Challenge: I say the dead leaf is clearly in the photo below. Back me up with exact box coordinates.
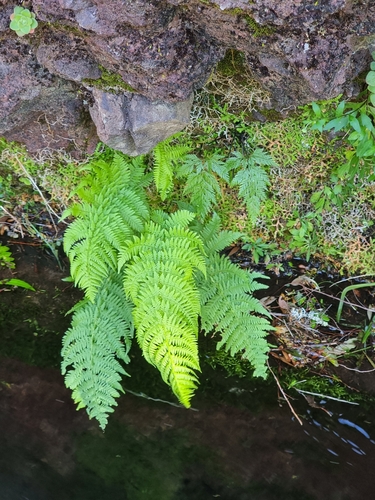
[290,276,319,289]
[278,295,290,313]
[260,296,277,308]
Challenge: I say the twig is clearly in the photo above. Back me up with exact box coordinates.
[267,361,303,425]
[124,388,199,411]
[14,156,60,234]
[294,388,359,405]
[338,364,375,373]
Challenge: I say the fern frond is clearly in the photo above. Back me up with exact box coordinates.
[122,211,206,407]
[231,165,269,223]
[184,170,221,220]
[194,213,243,255]
[153,136,190,201]
[226,149,276,224]
[250,148,278,167]
[63,154,150,301]
[61,274,134,430]
[198,253,271,378]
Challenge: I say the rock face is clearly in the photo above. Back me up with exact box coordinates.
[0,0,375,155]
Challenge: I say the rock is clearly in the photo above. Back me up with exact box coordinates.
[89,88,193,156]
[0,0,375,155]
[0,37,98,155]
[36,31,101,83]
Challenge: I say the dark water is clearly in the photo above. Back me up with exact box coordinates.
[1,240,375,500]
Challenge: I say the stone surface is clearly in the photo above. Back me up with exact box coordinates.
[89,89,193,155]
[0,37,98,154]
[0,0,375,154]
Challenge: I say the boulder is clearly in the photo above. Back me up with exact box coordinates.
[89,89,193,156]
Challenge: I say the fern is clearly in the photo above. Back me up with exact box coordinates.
[61,274,134,430]
[63,154,150,301]
[62,146,273,428]
[176,153,229,220]
[119,210,206,407]
[195,216,272,378]
[227,149,276,224]
[152,135,190,201]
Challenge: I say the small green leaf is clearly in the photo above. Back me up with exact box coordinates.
[336,100,346,117]
[366,71,375,86]
[323,116,349,133]
[311,102,321,118]
[3,278,35,291]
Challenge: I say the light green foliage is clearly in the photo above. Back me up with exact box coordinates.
[63,155,150,301]
[0,243,35,290]
[9,6,38,37]
[62,274,134,430]
[195,215,271,378]
[62,153,271,427]
[0,243,15,269]
[173,147,275,225]
[176,153,228,219]
[152,136,190,200]
[306,52,375,210]
[119,211,206,407]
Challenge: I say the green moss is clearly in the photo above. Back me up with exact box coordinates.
[216,49,247,77]
[83,65,138,93]
[244,15,275,37]
[258,108,283,121]
[225,8,276,37]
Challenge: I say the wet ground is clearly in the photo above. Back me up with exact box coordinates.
[1,239,375,499]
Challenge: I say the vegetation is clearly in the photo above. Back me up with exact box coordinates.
[2,49,375,427]
[9,6,38,37]
[61,152,271,428]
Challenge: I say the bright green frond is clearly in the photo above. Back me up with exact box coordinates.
[63,154,150,301]
[231,164,270,224]
[184,170,221,220]
[61,274,134,429]
[122,212,205,406]
[152,136,190,200]
[194,213,243,255]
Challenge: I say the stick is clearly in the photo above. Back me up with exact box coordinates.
[294,388,359,405]
[267,361,303,425]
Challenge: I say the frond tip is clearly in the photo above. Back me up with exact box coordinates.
[61,275,134,429]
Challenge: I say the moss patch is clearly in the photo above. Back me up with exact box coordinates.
[83,65,138,93]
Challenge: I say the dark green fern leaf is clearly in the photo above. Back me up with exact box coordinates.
[153,136,190,201]
[63,154,150,301]
[197,253,271,378]
[120,211,206,407]
[227,149,276,224]
[61,274,134,430]
[176,154,229,220]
